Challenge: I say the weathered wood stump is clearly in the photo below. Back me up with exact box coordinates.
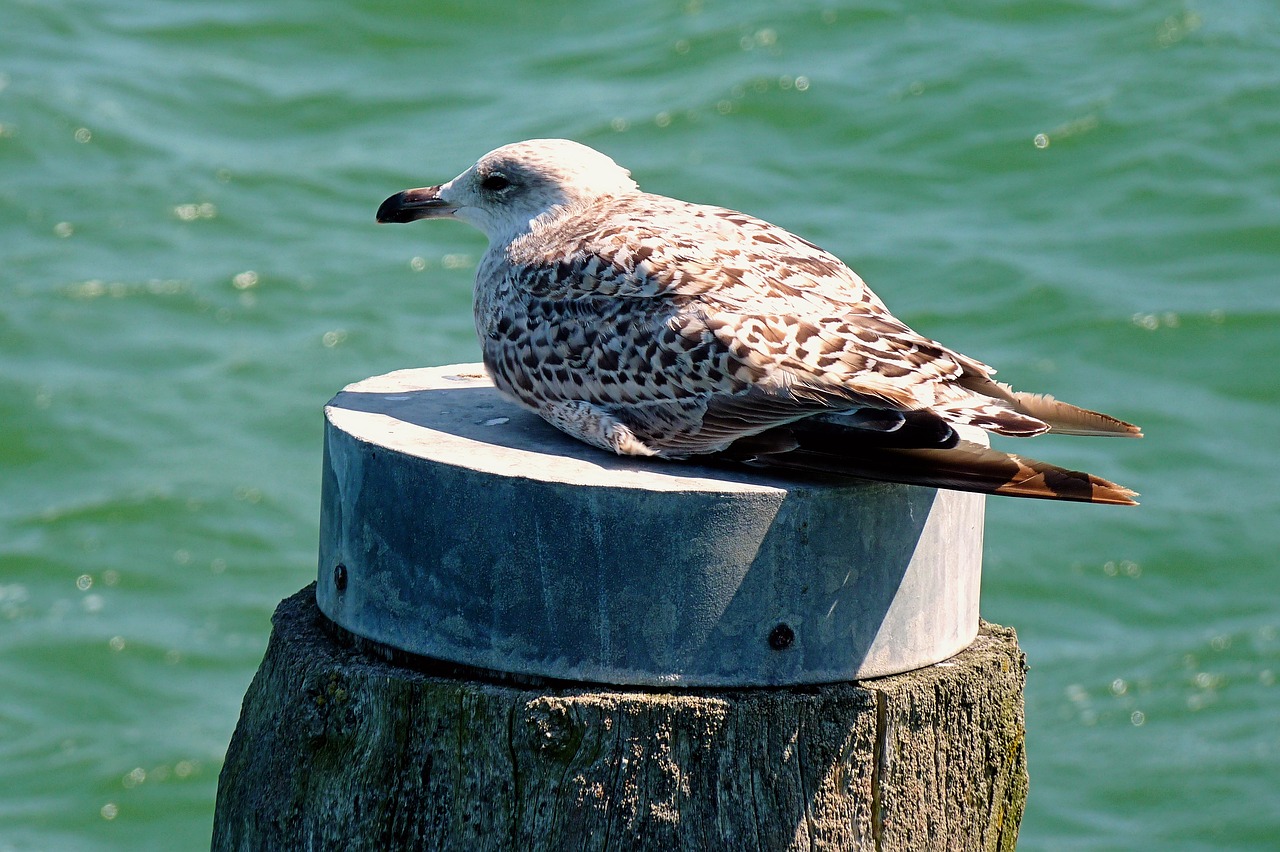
[212,587,1026,851]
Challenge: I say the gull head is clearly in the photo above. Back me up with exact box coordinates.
[376,139,639,244]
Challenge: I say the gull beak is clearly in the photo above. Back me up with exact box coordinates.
[376,185,458,223]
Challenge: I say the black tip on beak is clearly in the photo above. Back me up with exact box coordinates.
[376,186,457,223]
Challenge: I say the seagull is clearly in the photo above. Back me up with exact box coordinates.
[377,139,1142,504]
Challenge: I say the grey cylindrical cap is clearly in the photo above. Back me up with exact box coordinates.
[316,365,984,686]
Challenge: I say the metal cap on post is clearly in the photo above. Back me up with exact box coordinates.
[315,364,985,687]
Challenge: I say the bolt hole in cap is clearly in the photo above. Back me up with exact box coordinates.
[768,623,796,650]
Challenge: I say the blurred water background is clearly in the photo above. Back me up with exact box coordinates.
[3,0,1278,848]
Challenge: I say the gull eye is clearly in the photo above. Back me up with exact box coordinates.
[480,173,511,192]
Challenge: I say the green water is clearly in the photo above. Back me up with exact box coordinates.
[3,1,1278,848]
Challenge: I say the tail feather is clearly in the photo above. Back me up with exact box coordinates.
[1008,391,1144,438]
[719,423,1139,505]
[955,375,1143,438]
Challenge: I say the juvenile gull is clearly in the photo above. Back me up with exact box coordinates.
[377,139,1142,504]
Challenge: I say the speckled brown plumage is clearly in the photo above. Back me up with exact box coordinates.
[377,139,1142,504]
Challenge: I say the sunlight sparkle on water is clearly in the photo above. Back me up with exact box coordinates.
[232,271,259,290]
[174,202,217,221]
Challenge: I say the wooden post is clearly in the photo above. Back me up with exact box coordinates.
[212,366,1027,850]
[213,590,1026,850]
